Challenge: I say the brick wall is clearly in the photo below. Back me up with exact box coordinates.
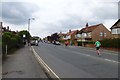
[91,24,111,41]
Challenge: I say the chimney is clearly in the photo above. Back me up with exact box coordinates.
[0,22,3,27]
[85,23,88,31]
[60,32,62,34]
[86,23,88,28]
[7,26,9,30]
[16,30,18,33]
[69,29,71,33]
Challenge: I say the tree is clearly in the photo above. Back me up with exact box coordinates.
[2,32,23,54]
[18,30,31,43]
[47,36,52,41]
[51,33,60,41]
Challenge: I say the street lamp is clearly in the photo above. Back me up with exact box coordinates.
[27,18,35,46]
[28,18,35,32]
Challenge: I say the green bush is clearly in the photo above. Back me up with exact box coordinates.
[77,41,95,46]
[84,41,94,44]
[59,39,65,43]
[77,41,82,46]
[2,32,24,54]
[100,38,120,48]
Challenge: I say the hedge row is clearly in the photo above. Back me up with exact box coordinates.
[100,38,120,48]
[77,38,120,48]
[77,41,94,46]
[2,32,24,54]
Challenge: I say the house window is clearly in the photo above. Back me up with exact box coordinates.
[112,29,118,34]
[82,33,87,37]
[67,35,71,39]
[104,33,107,37]
[117,28,120,34]
[76,34,81,38]
[100,32,103,36]
[88,33,91,37]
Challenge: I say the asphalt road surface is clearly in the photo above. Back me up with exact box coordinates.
[33,42,118,78]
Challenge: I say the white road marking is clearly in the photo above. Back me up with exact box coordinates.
[70,46,118,56]
[70,50,119,64]
[104,59,119,63]
[83,49,118,55]
[86,55,91,56]
[31,46,61,80]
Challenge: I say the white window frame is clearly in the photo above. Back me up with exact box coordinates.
[104,33,107,37]
[76,34,81,38]
[88,32,91,37]
[100,32,103,36]
[82,33,87,37]
[112,28,120,34]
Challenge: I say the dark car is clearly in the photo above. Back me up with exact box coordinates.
[30,40,38,46]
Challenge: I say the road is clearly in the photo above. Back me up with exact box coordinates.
[33,42,118,78]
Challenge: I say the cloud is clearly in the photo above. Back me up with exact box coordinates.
[0,0,119,38]
[92,2,118,20]
[1,2,39,25]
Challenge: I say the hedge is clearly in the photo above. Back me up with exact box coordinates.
[77,41,94,46]
[77,38,120,48]
[100,38,120,48]
[2,32,24,54]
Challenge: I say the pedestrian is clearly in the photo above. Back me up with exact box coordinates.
[53,40,56,48]
[65,41,69,47]
[95,40,101,56]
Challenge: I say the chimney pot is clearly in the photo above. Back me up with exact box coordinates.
[69,29,71,33]
[86,23,88,27]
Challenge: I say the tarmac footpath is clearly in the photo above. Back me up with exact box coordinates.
[2,45,49,80]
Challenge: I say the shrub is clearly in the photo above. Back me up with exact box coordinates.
[2,32,24,54]
[100,38,120,48]
[77,41,82,46]
[59,39,65,43]
[77,41,95,46]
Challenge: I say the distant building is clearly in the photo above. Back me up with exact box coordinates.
[58,32,66,41]
[76,23,111,42]
[110,19,120,38]
[0,22,18,35]
[65,30,78,45]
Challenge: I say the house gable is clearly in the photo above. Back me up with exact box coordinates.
[110,19,120,38]
[110,19,120,29]
[92,24,111,41]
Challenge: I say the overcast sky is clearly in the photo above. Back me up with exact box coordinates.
[0,0,119,38]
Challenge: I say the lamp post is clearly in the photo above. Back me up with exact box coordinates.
[28,18,35,32]
[27,18,35,46]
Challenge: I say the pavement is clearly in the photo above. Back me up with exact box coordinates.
[2,45,48,79]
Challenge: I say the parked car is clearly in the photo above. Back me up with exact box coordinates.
[30,40,38,46]
[55,41,61,45]
[47,41,51,44]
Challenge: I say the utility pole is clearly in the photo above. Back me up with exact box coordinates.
[5,44,7,55]
[27,18,35,46]
[28,19,30,32]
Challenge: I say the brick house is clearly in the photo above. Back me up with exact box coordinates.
[0,22,18,35]
[110,19,120,38]
[58,32,66,41]
[65,30,78,45]
[76,23,111,42]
